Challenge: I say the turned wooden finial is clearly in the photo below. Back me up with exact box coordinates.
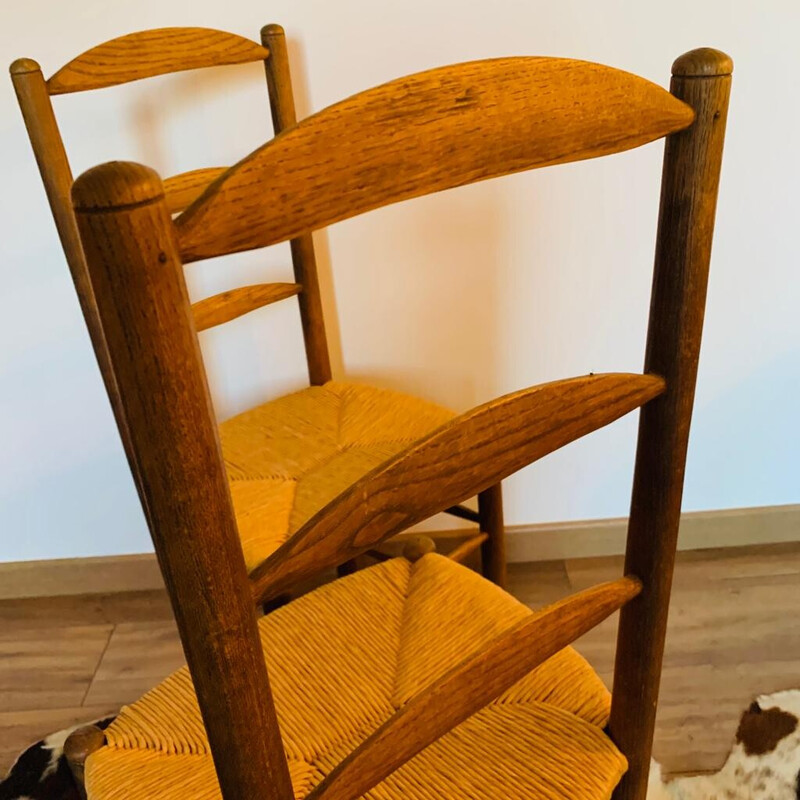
[64,725,106,798]
[672,48,733,78]
[402,535,436,563]
[261,23,286,39]
[10,58,42,76]
[72,160,164,212]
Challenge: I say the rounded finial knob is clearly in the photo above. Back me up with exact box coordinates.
[10,58,41,76]
[72,161,163,212]
[403,535,436,563]
[672,48,733,78]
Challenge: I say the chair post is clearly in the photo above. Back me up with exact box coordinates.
[478,483,506,587]
[9,60,140,488]
[63,725,106,799]
[72,162,294,800]
[261,24,332,386]
[609,49,732,800]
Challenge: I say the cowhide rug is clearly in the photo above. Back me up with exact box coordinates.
[648,690,800,800]
[0,718,114,800]
[1,692,798,800]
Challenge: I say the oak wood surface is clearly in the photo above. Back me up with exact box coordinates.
[309,576,641,800]
[261,24,332,385]
[8,60,145,515]
[610,48,732,800]
[478,483,506,587]
[63,725,105,798]
[447,533,488,563]
[71,162,293,800]
[46,28,269,95]
[250,373,665,603]
[163,167,227,214]
[176,56,694,262]
[191,282,302,332]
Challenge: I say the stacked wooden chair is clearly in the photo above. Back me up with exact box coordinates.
[13,26,732,800]
[11,26,505,587]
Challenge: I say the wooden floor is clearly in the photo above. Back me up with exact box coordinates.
[1,541,799,778]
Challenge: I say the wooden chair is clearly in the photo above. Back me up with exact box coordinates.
[10,25,505,587]
[59,45,729,800]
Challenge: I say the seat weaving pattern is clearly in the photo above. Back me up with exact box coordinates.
[219,382,455,570]
[85,556,627,800]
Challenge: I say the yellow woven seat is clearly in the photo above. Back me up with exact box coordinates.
[85,555,627,800]
[219,381,456,571]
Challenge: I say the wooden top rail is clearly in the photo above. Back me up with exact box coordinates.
[309,575,642,800]
[192,283,302,332]
[46,28,269,95]
[164,167,227,215]
[250,372,665,603]
[176,56,694,262]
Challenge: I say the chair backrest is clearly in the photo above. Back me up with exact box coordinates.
[10,26,333,493]
[67,46,731,800]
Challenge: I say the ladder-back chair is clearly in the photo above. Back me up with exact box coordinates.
[10,25,505,586]
[63,45,730,800]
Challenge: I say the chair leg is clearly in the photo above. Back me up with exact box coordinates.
[64,725,105,800]
[478,483,506,587]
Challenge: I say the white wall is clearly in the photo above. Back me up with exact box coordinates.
[1,0,798,561]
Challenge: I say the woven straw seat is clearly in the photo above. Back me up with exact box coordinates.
[219,382,455,571]
[85,555,626,800]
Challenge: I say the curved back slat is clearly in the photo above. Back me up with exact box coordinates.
[249,372,666,603]
[176,57,694,262]
[164,167,227,214]
[47,27,269,95]
[192,282,302,331]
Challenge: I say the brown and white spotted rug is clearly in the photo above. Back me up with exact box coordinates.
[1,693,798,800]
[648,691,800,800]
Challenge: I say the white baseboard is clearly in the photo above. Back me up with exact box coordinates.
[0,553,165,600]
[505,503,800,562]
[0,504,796,599]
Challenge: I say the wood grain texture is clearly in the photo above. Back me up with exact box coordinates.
[176,56,694,262]
[163,167,226,214]
[261,24,332,384]
[191,282,302,331]
[250,373,665,603]
[71,162,293,800]
[9,60,147,521]
[0,624,112,712]
[478,483,506,587]
[81,621,185,707]
[447,533,488,563]
[309,576,641,800]
[64,725,105,796]
[46,28,269,95]
[610,48,732,800]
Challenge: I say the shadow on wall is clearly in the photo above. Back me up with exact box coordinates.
[342,178,509,413]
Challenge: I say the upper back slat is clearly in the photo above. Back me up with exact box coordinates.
[46,27,269,95]
[176,56,694,262]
